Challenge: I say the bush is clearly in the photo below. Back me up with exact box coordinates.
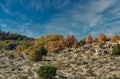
[80,37,86,45]
[111,44,120,56]
[39,46,47,55]
[34,34,63,46]
[72,41,79,48]
[45,41,63,53]
[111,35,120,43]
[28,45,47,61]
[4,42,17,50]
[16,45,28,54]
[38,65,57,79]
[98,34,107,43]
[28,46,43,61]
[65,35,78,48]
[87,35,93,44]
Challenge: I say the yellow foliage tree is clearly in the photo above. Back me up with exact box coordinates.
[34,34,63,46]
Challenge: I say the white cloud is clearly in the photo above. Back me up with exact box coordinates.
[0,0,120,39]
[70,0,118,27]
[43,0,120,39]
[0,3,10,13]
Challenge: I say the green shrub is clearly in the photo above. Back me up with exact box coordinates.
[28,45,47,61]
[28,46,42,61]
[80,37,86,45]
[39,46,47,56]
[16,44,29,56]
[38,65,57,79]
[111,44,120,56]
[4,42,17,50]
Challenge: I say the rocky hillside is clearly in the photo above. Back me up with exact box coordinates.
[0,42,120,79]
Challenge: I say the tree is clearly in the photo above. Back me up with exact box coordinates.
[28,46,43,61]
[34,34,63,46]
[45,41,63,53]
[87,35,93,44]
[98,34,107,43]
[65,35,78,48]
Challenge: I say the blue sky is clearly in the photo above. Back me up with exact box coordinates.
[0,0,120,40]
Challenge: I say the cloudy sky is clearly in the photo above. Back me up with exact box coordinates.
[0,0,120,40]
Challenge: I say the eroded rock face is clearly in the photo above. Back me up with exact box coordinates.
[0,42,120,79]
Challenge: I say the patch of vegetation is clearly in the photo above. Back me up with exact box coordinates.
[80,37,86,45]
[4,42,17,50]
[28,45,47,61]
[38,65,57,79]
[111,44,120,56]
[0,31,34,41]
[39,46,48,56]
[28,46,43,61]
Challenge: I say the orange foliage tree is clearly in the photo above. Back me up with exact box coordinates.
[65,35,78,48]
[98,34,107,43]
[45,41,63,53]
[87,35,93,44]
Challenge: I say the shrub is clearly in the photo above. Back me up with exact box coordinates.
[28,46,42,61]
[16,45,28,55]
[16,40,33,56]
[65,35,78,48]
[59,39,66,47]
[111,35,120,43]
[111,44,120,56]
[38,65,57,79]
[4,42,17,50]
[87,35,93,44]
[34,34,63,46]
[39,46,47,56]
[45,41,63,53]
[80,37,86,45]
[98,34,107,43]
[72,41,79,48]
[45,34,63,42]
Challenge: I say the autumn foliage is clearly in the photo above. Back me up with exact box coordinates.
[98,34,107,43]
[65,35,78,48]
[87,35,93,44]
[1,30,119,54]
[111,35,120,43]
[45,41,63,53]
[34,34,63,46]
[35,34,78,53]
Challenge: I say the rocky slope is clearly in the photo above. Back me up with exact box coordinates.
[0,42,120,79]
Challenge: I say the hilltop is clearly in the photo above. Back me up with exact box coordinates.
[0,31,120,79]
